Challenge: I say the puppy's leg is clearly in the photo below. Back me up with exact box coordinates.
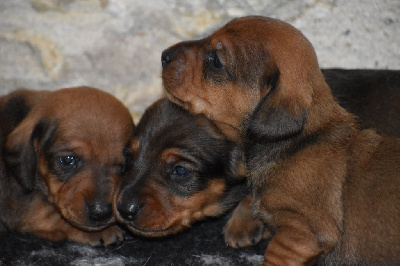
[262,214,322,266]
[19,195,124,246]
[223,194,272,248]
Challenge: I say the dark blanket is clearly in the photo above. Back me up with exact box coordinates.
[0,215,268,266]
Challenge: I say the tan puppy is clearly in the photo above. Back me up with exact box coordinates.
[161,16,400,265]
[0,87,134,246]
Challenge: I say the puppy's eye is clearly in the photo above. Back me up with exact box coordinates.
[207,52,223,69]
[172,165,189,177]
[58,156,77,166]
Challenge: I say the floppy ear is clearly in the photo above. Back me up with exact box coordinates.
[5,118,56,192]
[248,75,306,142]
[0,92,32,138]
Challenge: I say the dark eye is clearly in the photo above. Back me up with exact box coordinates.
[172,165,188,177]
[58,156,77,166]
[207,52,223,69]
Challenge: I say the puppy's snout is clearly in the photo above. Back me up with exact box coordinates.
[88,202,113,222]
[117,200,142,222]
[161,48,176,69]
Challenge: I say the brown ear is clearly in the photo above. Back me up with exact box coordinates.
[0,92,32,138]
[247,84,306,142]
[5,118,56,192]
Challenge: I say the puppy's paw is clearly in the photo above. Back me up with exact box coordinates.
[72,225,125,247]
[224,212,266,248]
[98,225,126,246]
[91,225,126,247]
[223,194,271,248]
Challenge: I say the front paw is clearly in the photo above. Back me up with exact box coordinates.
[223,194,271,248]
[224,212,266,248]
[73,225,126,247]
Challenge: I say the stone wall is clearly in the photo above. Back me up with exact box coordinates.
[1,0,399,118]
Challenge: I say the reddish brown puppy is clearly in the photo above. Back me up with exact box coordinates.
[162,16,400,265]
[0,87,134,246]
[226,68,400,248]
[113,98,248,237]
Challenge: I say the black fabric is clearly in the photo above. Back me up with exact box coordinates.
[0,215,268,266]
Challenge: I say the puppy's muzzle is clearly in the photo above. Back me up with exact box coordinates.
[161,48,176,69]
[116,197,142,222]
[88,201,113,222]
[162,40,204,69]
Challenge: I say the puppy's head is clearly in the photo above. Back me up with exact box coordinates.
[114,99,246,237]
[162,16,338,141]
[4,87,134,230]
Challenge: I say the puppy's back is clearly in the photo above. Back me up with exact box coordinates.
[324,130,400,265]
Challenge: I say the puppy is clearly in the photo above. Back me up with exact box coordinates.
[113,98,248,237]
[161,16,400,265]
[226,68,400,248]
[0,87,134,246]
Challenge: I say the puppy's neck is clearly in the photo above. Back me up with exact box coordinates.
[215,121,243,144]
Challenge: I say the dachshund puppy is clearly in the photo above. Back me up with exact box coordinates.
[114,98,248,237]
[161,16,400,265]
[0,87,134,246]
[226,68,400,248]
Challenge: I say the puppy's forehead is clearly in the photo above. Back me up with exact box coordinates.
[211,17,266,45]
[211,16,319,81]
[43,87,133,152]
[211,16,311,52]
[45,87,132,127]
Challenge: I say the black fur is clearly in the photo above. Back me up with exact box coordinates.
[117,98,246,222]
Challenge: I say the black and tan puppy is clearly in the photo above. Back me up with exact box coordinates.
[161,16,400,265]
[114,98,248,237]
[0,87,134,246]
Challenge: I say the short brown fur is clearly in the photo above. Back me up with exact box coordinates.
[162,16,400,265]
[0,87,134,246]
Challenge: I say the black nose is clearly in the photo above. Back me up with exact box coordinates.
[117,201,142,221]
[88,202,113,222]
[161,48,175,69]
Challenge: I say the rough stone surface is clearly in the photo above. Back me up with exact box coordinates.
[1,0,399,117]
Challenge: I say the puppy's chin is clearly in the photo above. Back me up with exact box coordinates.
[124,222,187,238]
[116,210,197,237]
[165,89,241,141]
[61,205,116,231]
[119,201,225,238]
[164,87,193,112]
[67,218,115,232]
[124,205,224,237]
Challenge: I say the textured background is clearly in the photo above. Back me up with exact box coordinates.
[0,0,399,119]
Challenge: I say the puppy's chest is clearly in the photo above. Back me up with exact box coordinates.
[245,141,291,188]
[246,151,307,227]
